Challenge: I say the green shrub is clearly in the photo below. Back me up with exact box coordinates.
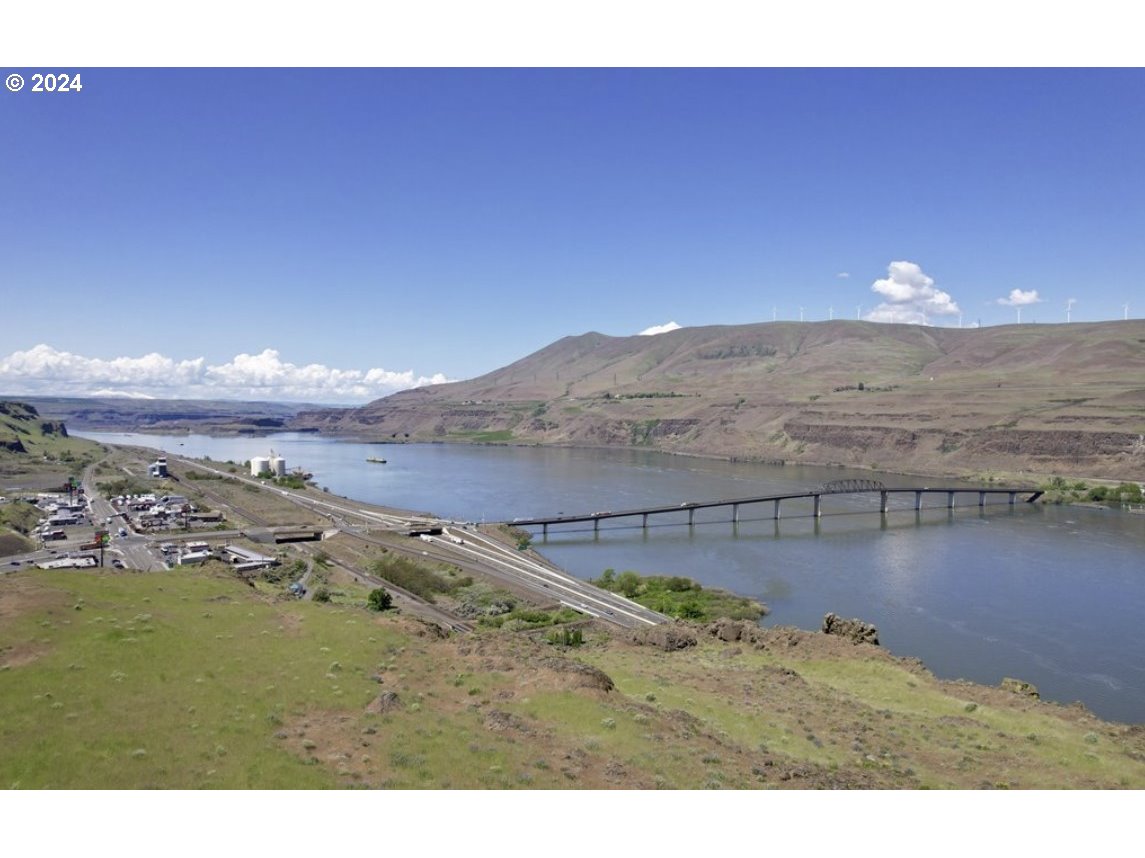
[367,588,393,611]
[591,571,765,622]
[369,555,465,603]
[546,627,584,647]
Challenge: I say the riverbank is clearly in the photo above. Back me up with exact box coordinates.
[67,432,1145,722]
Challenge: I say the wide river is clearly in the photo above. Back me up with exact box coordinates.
[82,431,1145,723]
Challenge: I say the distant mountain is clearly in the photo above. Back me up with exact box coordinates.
[291,320,1145,480]
[12,396,317,435]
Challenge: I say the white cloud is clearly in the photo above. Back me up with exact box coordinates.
[997,288,1042,306]
[836,272,850,279]
[88,389,156,399]
[0,345,452,404]
[865,261,960,325]
[637,321,682,336]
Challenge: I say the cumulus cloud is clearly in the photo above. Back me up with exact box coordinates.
[638,321,682,336]
[997,288,1042,306]
[0,345,452,404]
[837,272,850,279]
[865,261,960,325]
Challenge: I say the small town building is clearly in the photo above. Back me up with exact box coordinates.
[221,545,278,572]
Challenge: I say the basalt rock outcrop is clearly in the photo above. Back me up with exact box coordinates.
[821,612,880,646]
[629,623,698,652]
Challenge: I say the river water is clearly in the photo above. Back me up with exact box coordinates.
[81,431,1145,723]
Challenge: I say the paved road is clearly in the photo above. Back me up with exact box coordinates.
[3,454,669,631]
[172,456,667,629]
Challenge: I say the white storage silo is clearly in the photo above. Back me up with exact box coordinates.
[270,455,287,477]
[250,456,271,477]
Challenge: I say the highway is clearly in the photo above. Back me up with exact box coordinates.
[3,454,668,630]
[170,457,667,630]
[4,455,669,630]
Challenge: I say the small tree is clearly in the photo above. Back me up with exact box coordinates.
[547,627,584,647]
[677,600,704,620]
[367,587,393,612]
[312,587,331,603]
[665,575,697,592]
[1115,482,1143,504]
[616,571,642,598]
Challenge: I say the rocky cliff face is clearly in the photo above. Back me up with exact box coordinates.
[0,401,68,453]
[290,320,1145,480]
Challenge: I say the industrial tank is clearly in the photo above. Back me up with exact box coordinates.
[270,455,287,476]
[250,456,270,477]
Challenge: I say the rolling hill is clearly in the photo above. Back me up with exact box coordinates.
[292,320,1145,480]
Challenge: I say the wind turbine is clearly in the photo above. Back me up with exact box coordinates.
[772,306,777,322]
[1125,303,1130,321]
[1015,306,1022,324]
[799,307,804,323]
[1066,298,1076,323]
[856,305,862,320]
[828,306,834,321]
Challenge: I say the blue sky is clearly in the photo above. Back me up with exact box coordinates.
[2,67,1143,402]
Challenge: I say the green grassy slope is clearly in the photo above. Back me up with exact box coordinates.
[4,566,1144,790]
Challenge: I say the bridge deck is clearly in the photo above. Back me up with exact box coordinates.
[508,487,1043,529]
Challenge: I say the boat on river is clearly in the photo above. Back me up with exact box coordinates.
[366,457,387,464]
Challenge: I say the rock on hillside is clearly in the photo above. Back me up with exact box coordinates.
[291,320,1145,480]
[0,401,69,453]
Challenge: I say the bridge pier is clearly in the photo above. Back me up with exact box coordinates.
[516,485,1035,538]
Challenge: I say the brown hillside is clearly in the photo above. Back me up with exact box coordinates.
[291,320,1145,480]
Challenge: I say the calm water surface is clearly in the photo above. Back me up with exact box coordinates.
[82,431,1145,723]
